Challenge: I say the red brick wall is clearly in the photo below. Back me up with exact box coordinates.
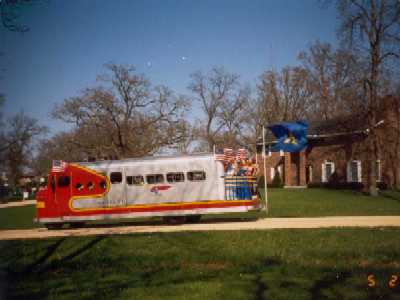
[256,152,284,184]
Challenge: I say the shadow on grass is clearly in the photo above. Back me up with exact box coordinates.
[310,270,352,300]
[380,191,400,203]
[23,237,66,273]
[6,236,105,299]
[4,251,400,300]
[68,216,260,230]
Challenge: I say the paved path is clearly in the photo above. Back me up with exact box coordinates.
[0,200,35,208]
[1,216,400,240]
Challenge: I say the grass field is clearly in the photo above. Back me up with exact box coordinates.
[0,228,399,299]
[264,188,400,217]
[0,188,400,230]
[0,205,42,229]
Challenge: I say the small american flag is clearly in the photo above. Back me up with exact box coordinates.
[236,148,247,160]
[52,160,68,172]
[214,148,226,162]
[224,148,235,162]
[215,148,245,164]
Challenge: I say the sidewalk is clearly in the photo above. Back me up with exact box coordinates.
[0,200,36,209]
[0,216,399,240]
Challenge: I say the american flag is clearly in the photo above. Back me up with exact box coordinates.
[214,148,226,162]
[215,148,247,163]
[52,160,68,172]
[236,148,247,160]
[224,148,235,162]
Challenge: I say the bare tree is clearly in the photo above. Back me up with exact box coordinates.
[257,66,313,124]
[0,0,38,32]
[52,63,190,159]
[337,0,400,195]
[188,66,250,151]
[32,131,93,176]
[298,40,364,120]
[0,111,47,185]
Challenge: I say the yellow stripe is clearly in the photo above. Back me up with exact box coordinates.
[68,163,111,212]
[36,201,45,208]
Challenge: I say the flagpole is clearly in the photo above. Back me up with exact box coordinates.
[262,126,268,214]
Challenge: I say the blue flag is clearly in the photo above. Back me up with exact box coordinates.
[268,120,309,152]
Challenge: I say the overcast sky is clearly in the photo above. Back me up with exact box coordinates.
[0,0,339,134]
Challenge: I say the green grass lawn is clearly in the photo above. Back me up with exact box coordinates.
[263,188,400,217]
[0,189,399,230]
[0,205,42,229]
[1,229,399,299]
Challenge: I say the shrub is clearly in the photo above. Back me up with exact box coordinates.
[377,182,388,190]
[271,172,283,188]
[327,171,341,189]
[256,174,283,188]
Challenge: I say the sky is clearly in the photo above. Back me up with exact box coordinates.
[0,0,339,134]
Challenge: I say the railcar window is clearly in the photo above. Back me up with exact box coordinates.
[87,182,94,191]
[167,172,185,183]
[126,175,144,185]
[50,176,55,192]
[57,176,70,187]
[75,183,83,191]
[187,171,206,181]
[110,172,122,184]
[146,174,164,184]
[99,180,107,190]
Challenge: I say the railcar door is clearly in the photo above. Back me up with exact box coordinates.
[106,169,127,207]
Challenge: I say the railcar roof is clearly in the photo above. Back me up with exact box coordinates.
[77,152,216,168]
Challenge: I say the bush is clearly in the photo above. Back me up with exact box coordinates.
[377,182,388,190]
[271,172,283,188]
[308,181,364,190]
[257,174,284,188]
[327,171,341,189]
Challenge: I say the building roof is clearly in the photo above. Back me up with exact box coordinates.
[307,114,368,138]
[258,113,372,146]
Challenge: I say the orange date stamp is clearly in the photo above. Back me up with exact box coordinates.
[367,274,400,288]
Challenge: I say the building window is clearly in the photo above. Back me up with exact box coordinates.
[322,161,335,183]
[187,171,206,181]
[167,172,185,183]
[127,175,144,185]
[146,174,164,184]
[110,172,123,184]
[347,160,361,183]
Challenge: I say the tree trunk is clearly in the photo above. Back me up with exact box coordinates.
[396,166,400,190]
[366,135,378,196]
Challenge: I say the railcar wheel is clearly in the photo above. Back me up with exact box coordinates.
[163,216,187,225]
[69,222,85,228]
[186,215,201,223]
[45,223,63,230]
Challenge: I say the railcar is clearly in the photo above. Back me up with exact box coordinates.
[35,153,261,228]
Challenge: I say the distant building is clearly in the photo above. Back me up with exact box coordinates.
[257,96,400,189]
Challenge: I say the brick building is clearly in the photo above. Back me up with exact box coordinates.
[256,96,400,189]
